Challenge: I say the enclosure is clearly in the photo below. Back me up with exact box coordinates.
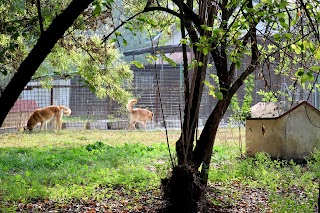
[2,62,318,133]
[0,63,230,132]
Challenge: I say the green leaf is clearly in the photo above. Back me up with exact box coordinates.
[309,42,316,53]
[283,33,292,40]
[310,66,320,71]
[316,12,320,21]
[279,17,288,28]
[315,47,320,60]
[109,38,117,43]
[273,33,281,41]
[160,53,176,66]
[298,70,314,83]
[200,25,213,31]
[294,68,304,77]
[122,38,127,46]
[306,3,313,9]
[145,54,158,62]
[130,61,144,69]
[291,44,301,54]
[306,71,314,82]
[148,19,157,27]
[275,12,286,18]
[236,60,241,69]
[301,73,309,83]
[203,47,209,55]
[216,92,223,100]
[278,1,288,9]
[92,2,101,16]
[6,26,16,32]
[180,38,188,45]
[137,16,147,22]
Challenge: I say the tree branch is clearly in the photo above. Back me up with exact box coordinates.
[36,0,44,33]
[71,35,97,62]
[101,7,180,44]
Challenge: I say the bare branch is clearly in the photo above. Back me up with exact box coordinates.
[101,7,180,44]
[36,0,44,33]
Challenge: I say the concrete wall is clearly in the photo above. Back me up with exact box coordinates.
[246,118,286,158]
[284,105,320,159]
[246,103,320,161]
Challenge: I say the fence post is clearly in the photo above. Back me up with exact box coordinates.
[50,87,53,105]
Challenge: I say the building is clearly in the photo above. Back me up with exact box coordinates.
[246,101,320,162]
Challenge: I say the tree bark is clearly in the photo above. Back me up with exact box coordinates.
[0,0,94,127]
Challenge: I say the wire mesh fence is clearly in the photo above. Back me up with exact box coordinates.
[0,64,217,132]
[2,62,317,133]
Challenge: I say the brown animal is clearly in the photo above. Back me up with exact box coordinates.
[126,99,153,130]
[25,105,71,131]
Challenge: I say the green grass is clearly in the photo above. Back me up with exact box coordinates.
[0,130,177,204]
[0,143,169,201]
[0,129,319,212]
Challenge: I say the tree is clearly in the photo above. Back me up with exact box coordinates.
[1,0,320,212]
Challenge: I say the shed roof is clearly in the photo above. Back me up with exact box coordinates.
[250,102,284,118]
[248,101,320,120]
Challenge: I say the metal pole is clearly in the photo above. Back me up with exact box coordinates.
[50,87,53,105]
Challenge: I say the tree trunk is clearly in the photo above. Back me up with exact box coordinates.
[0,0,94,127]
[162,165,202,213]
[176,53,208,165]
[163,98,231,212]
[194,97,231,184]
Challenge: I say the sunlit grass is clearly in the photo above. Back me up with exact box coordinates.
[0,129,181,148]
[0,127,244,148]
[0,138,172,203]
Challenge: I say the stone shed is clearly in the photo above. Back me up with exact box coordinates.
[246,101,320,161]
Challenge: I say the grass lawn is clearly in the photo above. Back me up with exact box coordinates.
[0,128,319,212]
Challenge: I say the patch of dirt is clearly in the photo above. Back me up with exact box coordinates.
[6,187,165,213]
[1,182,312,212]
[204,181,272,213]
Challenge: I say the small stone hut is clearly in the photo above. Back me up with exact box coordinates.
[246,101,320,161]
